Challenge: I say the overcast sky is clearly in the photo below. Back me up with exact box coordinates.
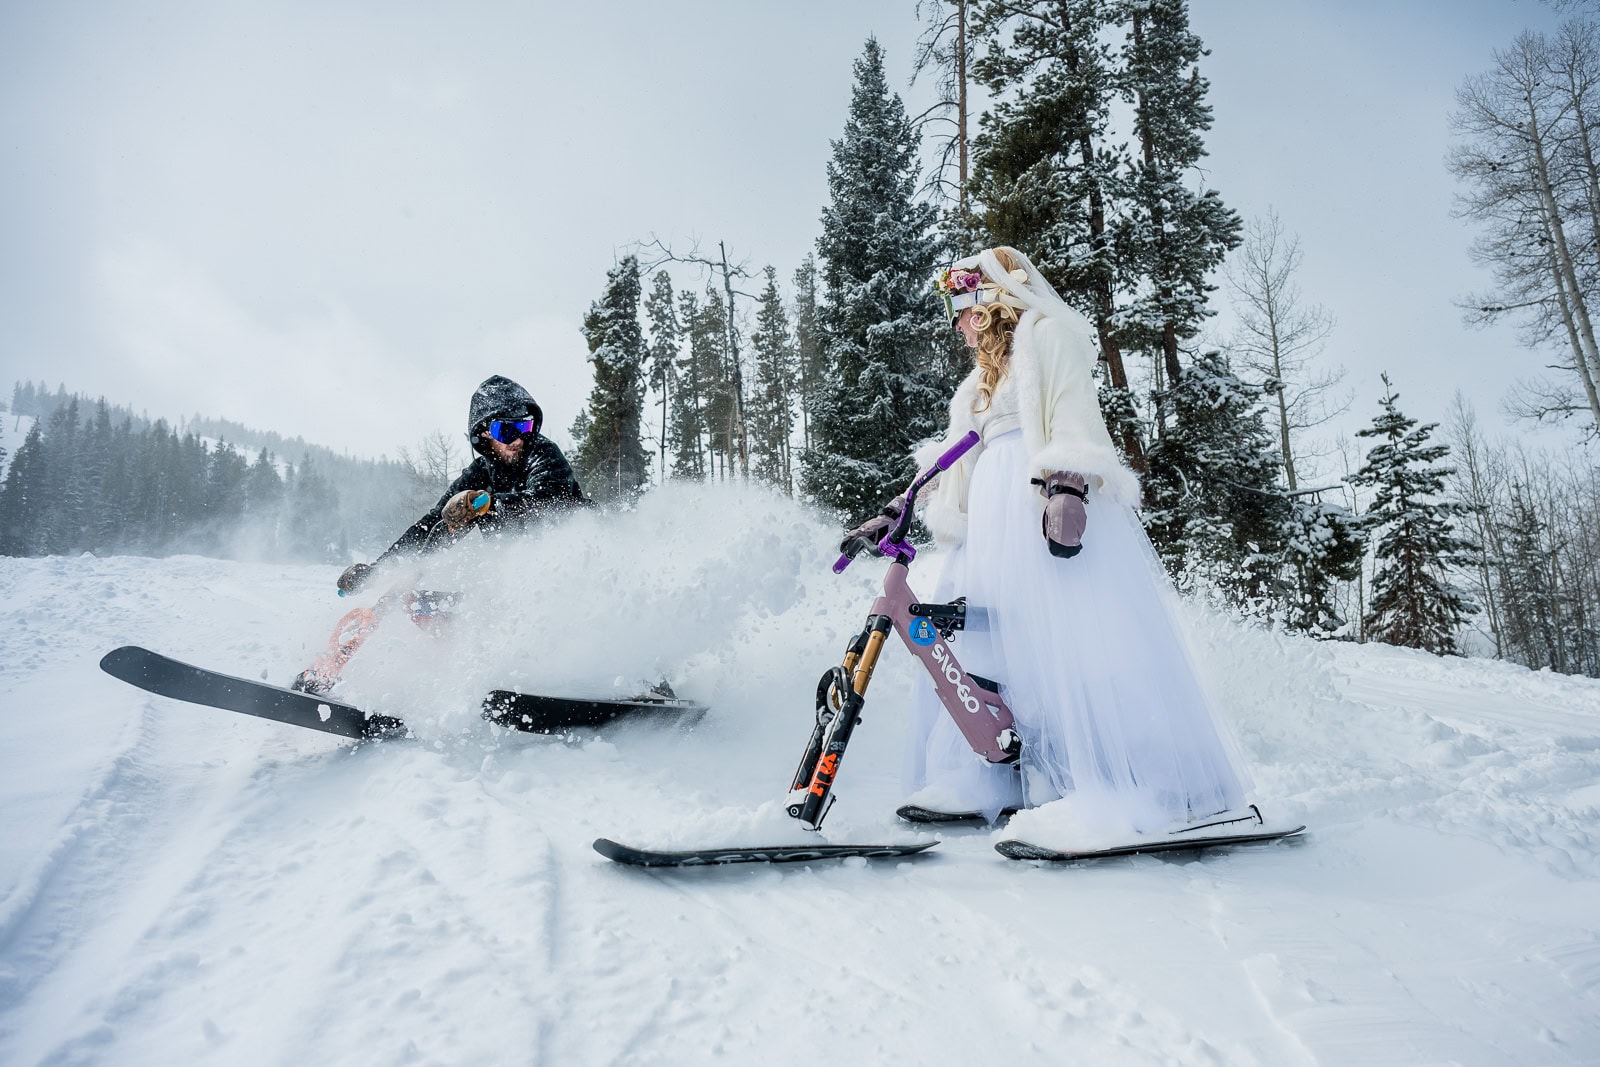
[0,0,1577,466]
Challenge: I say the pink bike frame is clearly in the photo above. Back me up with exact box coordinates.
[787,431,1018,830]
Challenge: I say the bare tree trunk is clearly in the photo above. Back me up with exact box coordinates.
[1537,199,1600,421]
[659,373,669,484]
[1448,398,1505,658]
[719,241,749,478]
[1275,389,1297,492]
[1553,22,1600,393]
[957,0,968,204]
[1527,96,1600,406]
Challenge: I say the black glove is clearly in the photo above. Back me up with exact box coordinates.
[1035,472,1088,559]
[840,493,908,555]
[337,562,374,595]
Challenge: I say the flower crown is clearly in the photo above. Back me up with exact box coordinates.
[934,266,984,323]
[932,263,1026,323]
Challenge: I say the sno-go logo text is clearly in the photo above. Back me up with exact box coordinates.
[929,643,981,715]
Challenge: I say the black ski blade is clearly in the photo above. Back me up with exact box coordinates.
[592,837,938,868]
[894,803,1021,826]
[482,690,706,733]
[99,645,407,741]
[895,804,987,825]
[995,824,1306,862]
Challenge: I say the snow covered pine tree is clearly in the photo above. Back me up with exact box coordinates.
[1353,375,1477,653]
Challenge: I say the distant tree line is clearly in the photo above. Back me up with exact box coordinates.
[1450,398,1600,674]
[0,384,426,562]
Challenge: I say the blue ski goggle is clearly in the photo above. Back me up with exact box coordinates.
[485,419,537,443]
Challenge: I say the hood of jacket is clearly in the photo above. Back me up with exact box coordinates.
[467,375,544,438]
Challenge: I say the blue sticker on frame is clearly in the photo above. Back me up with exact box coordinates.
[909,618,938,646]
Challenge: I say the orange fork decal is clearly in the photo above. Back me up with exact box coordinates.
[806,752,840,797]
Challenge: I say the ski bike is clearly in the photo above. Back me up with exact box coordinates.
[594,430,1014,866]
[786,429,1019,829]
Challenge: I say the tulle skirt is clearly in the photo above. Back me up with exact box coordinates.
[903,430,1251,829]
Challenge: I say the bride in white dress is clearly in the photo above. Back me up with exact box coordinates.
[848,246,1254,840]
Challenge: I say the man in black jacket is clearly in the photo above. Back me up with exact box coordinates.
[338,375,586,594]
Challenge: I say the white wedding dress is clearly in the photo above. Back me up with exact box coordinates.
[902,374,1252,832]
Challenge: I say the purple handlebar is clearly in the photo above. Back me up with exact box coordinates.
[832,431,981,574]
[933,430,981,472]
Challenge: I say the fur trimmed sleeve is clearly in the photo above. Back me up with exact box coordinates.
[911,371,982,545]
[1022,316,1141,507]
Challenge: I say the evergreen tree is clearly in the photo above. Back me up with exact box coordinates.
[643,270,680,484]
[967,0,1144,467]
[96,419,135,552]
[1494,480,1568,669]
[1144,350,1289,605]
[791,256,825,452]
[748,266,796,490]
[1115,0,1240,396]
[572,256,650,502]
[693,285,735,479]
[1352,376,1477,653]
[669,289,708,479]
[205,440,250,551]
[244,448,283,516]
[42,398,82,554]
[81,400,115,552]
[803,38,949,520]
[286,455,340,562]
[1282,495,1366,635]
[0,422,44,555]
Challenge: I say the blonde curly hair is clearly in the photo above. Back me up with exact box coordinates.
[969,248,1024,414]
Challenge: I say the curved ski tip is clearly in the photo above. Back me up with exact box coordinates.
[99,645,141,670]
[592,838,632,862]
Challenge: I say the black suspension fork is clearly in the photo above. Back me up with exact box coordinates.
[786,612,894,830]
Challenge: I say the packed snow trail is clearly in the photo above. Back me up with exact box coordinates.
[1,482,1597,1065]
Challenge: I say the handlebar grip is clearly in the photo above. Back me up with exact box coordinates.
[834,535,879,573]
[933,430,981,472]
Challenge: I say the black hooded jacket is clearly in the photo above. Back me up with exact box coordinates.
[375,376,585,562]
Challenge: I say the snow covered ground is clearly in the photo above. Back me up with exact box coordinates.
[2,482,1597,1066]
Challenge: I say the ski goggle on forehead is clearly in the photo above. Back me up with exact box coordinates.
[943,286,1005,325]
[484,419,537,443]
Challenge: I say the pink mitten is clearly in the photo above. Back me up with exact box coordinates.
[1037,472,1087,559]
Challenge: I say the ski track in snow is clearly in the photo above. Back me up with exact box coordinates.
[2,491,1599,1066]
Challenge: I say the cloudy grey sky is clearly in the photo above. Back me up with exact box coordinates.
[0,0,1575,463]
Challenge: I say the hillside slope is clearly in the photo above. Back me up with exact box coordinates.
[1,483,1596,1066]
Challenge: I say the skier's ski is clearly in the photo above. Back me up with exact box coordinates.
[102,646,708,742]
[100,645,408,741]
[995,807,1305,862]
[592,837,938,868]
[894,803,1018,826]
[482,689,706,734]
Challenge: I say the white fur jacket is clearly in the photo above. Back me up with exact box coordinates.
[912,308,1141,546]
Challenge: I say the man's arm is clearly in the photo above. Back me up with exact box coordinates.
[376,462,491,564]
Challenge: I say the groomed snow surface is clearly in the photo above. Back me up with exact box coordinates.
[1,482,1597,1066]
